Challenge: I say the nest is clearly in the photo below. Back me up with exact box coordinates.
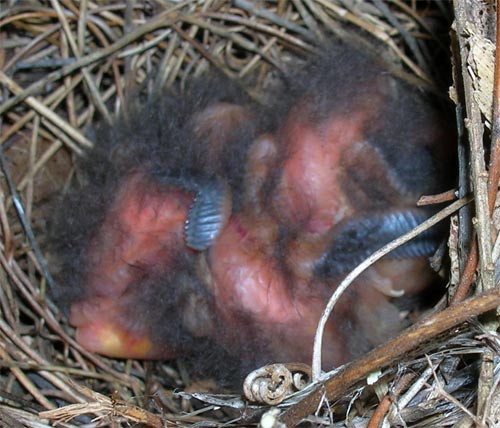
[1,1,499,427]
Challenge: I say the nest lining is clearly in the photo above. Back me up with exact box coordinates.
[0,1,499,427]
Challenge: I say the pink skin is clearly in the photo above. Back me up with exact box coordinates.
[207,107,399,365]
[70,172,194,358]
[207,212,429,367]
[273,107,373,234]
[193,103,256,165]
[208,212,350,365]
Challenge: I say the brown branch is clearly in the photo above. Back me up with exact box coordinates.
[417,189,457,206]
[366,373,415,428]
[487,0,500,215]
[280,287,500,427]
[450,238,479,305]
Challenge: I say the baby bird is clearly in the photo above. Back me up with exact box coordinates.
[51,44,452,382]
[52,78,262,361]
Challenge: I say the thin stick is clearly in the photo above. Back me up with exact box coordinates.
[367,372,415,428]
[312,196,472,381]
[0,72,92,151]
[0,148,57,295]
[0,11,179,116]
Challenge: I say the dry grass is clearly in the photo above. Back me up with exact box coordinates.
[0,1,499,427]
